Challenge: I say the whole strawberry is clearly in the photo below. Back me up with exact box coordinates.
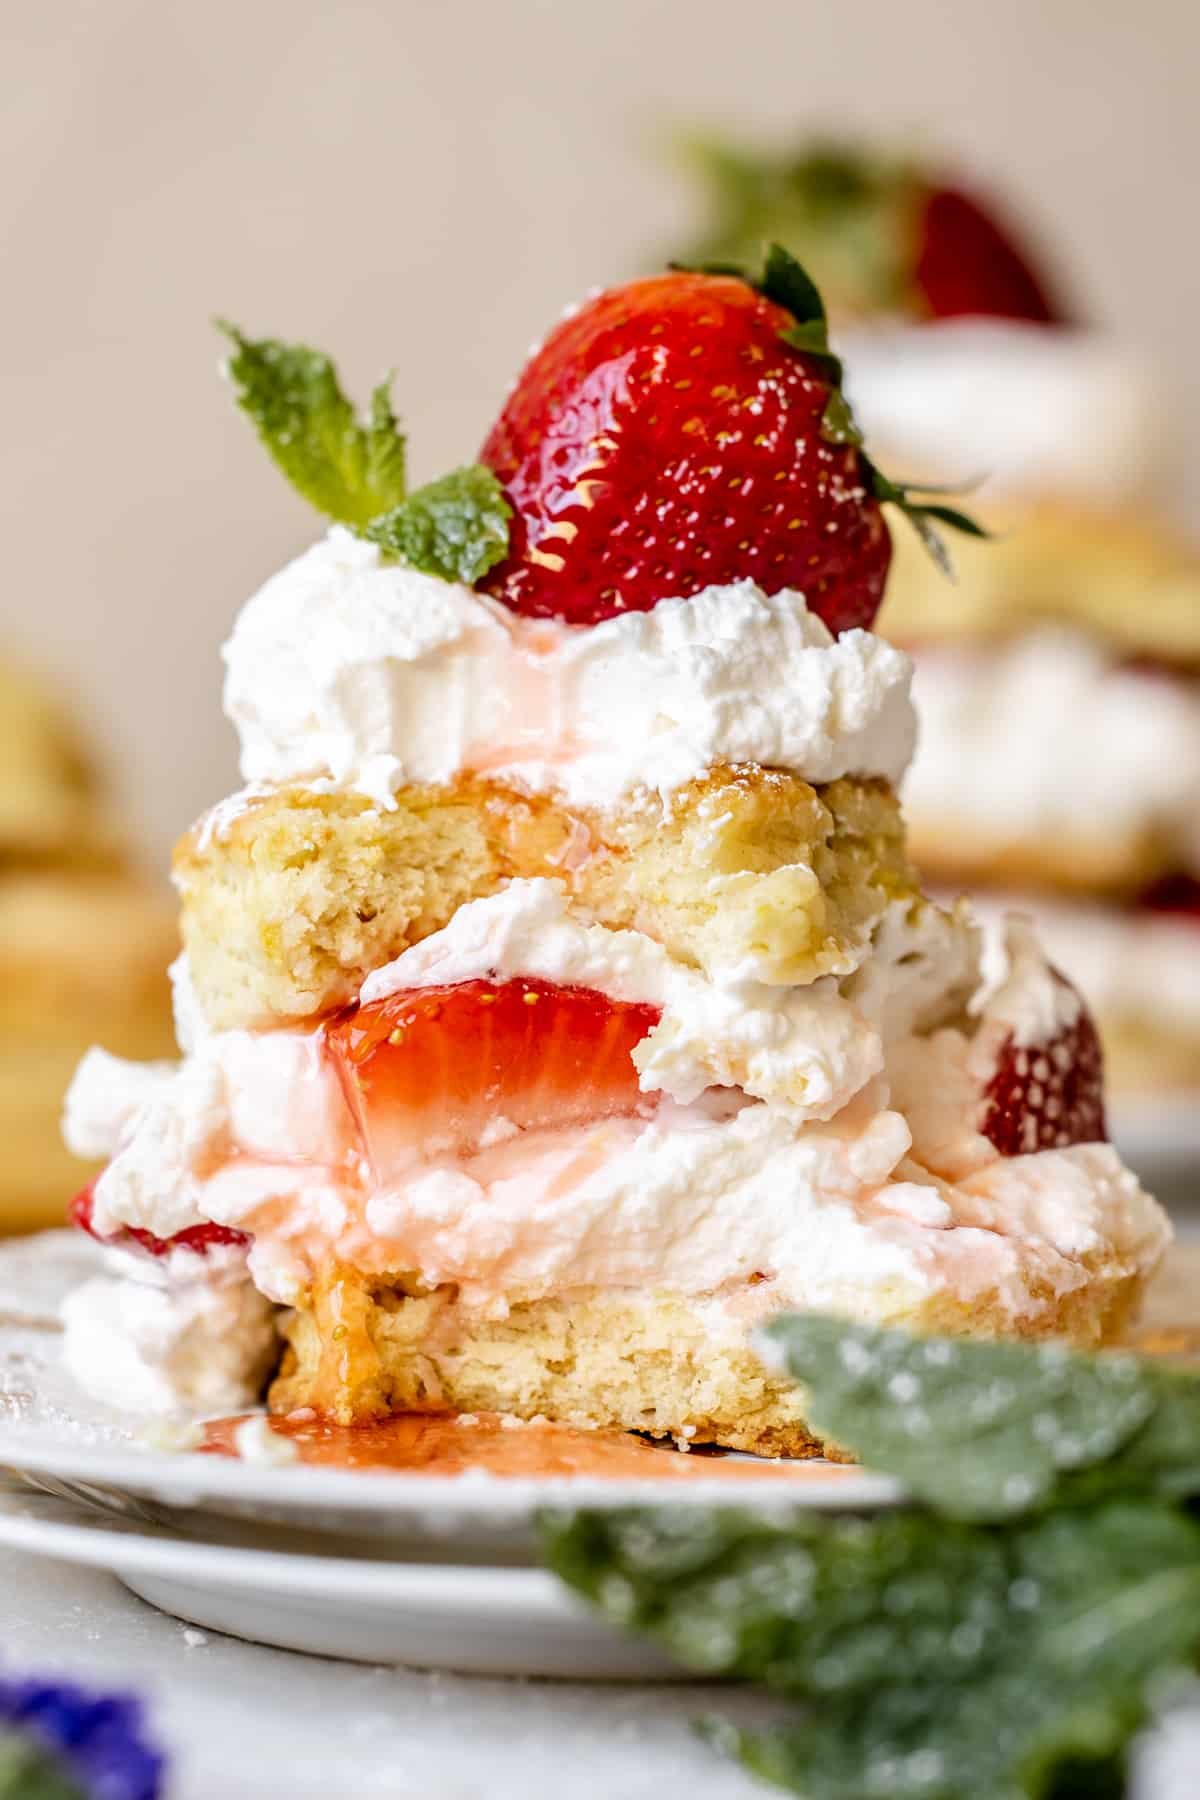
[480,248,978,630]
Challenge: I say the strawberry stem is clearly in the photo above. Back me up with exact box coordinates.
[673,242,989,574]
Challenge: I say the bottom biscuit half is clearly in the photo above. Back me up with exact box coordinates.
[270,1265,1150,1456]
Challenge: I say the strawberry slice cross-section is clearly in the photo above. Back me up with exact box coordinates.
[325,977,662,1183]
[978,976,1107,1158]
[69,1180,250,1258]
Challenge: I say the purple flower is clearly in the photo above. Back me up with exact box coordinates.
[0,1675,165,1800]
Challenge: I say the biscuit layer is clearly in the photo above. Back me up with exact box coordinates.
[175,768,914,1030]
[881,500,1200,667]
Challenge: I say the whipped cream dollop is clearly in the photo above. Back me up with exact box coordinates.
[841,319,1169,505]
[64,892,1166,1325]
[904,631,1200,870]
[223,529,916,810]
[60,1243,278,1416]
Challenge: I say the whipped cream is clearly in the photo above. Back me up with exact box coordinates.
[841,319,1169,505]
[966,892,1200,1040]
[60,1244,278,1415]
[65,1036,362,1247]
[904,632,1200,869]
[223,530,916,810]
[65,893,1167,1323]
[973,913,1082,1047]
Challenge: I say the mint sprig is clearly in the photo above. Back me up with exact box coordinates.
[218,323,407,527]
[762,1314,1166,1521]
[218,323,510,585]
[547,1501,1200,1800]
[675,243,989,574]
[542,1314,1200,1799]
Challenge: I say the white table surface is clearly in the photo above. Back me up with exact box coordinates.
[3,1544,783,1799]
[7,1544,1200,1799]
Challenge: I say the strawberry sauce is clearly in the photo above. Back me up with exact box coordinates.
[198,1411,854,1483]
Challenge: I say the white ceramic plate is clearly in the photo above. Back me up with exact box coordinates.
[0,1234,900,1558]
[0,1478,677,1679]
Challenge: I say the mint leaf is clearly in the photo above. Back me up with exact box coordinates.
[761,1315,1161,1522]
[218,326,512,584]
[365,466,511,584]
[544,1501,1200,1800]
[1081,1372,1200,1506]
[727,1503,1200,1799]
[218,323,407,527]
[544,1505,1011,1688]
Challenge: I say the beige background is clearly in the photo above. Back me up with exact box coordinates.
[4,0,1197,863]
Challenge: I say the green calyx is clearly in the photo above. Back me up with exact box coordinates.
[218,323,510,586]
[674,242,988,574]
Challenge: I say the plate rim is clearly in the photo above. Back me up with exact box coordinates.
[0,1429,903,1516]
[0,1494,579,1608]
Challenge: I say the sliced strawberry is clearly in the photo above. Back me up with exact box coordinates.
[69,1179,250,1258]
[479,263,894,633]
[979,980,1107,1157]
[326,978,661,1180]
[1137,873,1200,922]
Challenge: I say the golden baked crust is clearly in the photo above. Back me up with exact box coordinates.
[174,768,916,1030]
[0,873,178,1049]
[0,873,179,1235]
[270,1262,1149,1452]
[904,813,1176,902]
[0,654,179,1233]
[0,658,125,868]
[880,500,1200,667]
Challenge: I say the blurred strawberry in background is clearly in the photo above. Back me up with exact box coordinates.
[670,136,1069,325]
[669,130,1200,1116]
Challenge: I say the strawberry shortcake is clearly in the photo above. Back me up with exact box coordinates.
[61,256,1169,1450]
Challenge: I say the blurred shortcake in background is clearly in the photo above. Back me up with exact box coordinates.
[0,656,176,1233]
[674,136,1200,1096]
